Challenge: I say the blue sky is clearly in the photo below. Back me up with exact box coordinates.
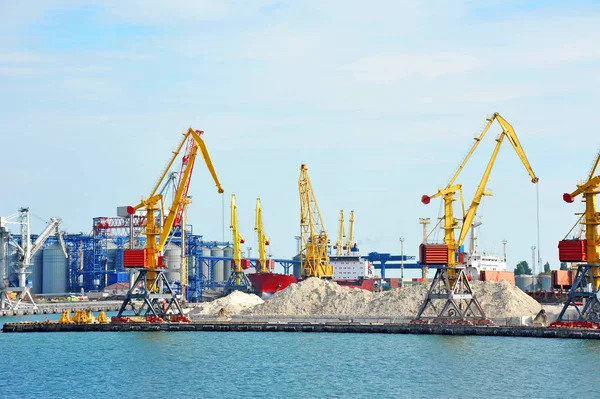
[2,1,600,276]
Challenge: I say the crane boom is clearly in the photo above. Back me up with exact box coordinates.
[457,119,538,247]
[298,164,333,278]
[255,198,269,273]
[334,210,345,256]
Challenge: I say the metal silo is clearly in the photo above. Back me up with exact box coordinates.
[223,246,233,282]
[31,250,43,294]
[200,247,211,279]
[540,275,552,291]
[42,243,68,294]
[7,244,19,286]
[164,243,181,283]
[211,246,224,282]
[515,275,535,292]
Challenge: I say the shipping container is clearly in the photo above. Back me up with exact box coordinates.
[552,269,575,289]
[419,244,448,265]
[124,249,146,268]
[558,240,586,262]
[479,270,516,286]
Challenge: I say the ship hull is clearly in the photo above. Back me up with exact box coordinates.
[248,273,297,297]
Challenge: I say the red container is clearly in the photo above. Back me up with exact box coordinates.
[124,249,147,268]
[479,270,516,286]
[558,240,586,262]
[419,244,448,265]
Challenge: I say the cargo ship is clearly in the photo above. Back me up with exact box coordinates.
[464,220,508,280]
[249,252,375,297]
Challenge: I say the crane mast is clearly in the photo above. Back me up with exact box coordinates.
[255,198,270,273]
[557,150,600,322]
[298,164,333,278]
[334,210,345,256]
[226,194,251,291]
[417,113,538,322]
[116,128,223,322]
[346,210,355,255]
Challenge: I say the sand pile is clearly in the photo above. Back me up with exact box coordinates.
[188,291,264,316]
[246,277,541,318]
[471,280,541,318]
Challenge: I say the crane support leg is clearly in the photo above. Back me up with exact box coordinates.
[557,264,600,322]
[415,267,485,321]
[0,287,38,311]
[225,270,251,294]
[116,269,184,320]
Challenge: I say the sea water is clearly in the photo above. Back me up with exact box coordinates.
[0,314,598,398]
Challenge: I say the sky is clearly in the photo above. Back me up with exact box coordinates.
[1,0,600,277]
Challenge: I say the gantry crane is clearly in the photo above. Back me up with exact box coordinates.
[557,150,600,321]
[346,210,355,255]
[116,128,223,321]
[417,113,538,321]
[0,208,67,310]
[225,194,251,292]
[333,210,345,256]
[298,164,333,278]
[255,198,271,273]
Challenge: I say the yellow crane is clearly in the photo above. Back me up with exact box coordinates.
[227,194,251,290]
[557,151,600,322]
[117,128,223,321]
[298,164,333,278]
[417,113,538,321]
[346,210,355,255]
[334,210,345,256]
[255,198,271,273]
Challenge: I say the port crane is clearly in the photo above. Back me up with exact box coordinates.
[557,150,600,322]
[346,210,355,255]
[333,210,346,256]
[298,164,333,278]
[417,113,538,321]
[225,194,251,292]
[116,128,223,321]
[255,198,271,273]
[0,208,67,310]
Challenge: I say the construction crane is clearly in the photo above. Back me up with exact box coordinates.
[417,113,538,321]
[557,150,600,322]
[225,194,251,291]
[333,210,345,256]
[0,208,67,310]
[255,198,271,273]
[298,164,333,278]
[116,128,223,321]
[346,210,355,255]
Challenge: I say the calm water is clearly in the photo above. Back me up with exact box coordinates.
[1,314,599,399]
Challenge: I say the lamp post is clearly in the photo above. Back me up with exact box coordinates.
[247,246,253,259]
[400,237,405,288]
